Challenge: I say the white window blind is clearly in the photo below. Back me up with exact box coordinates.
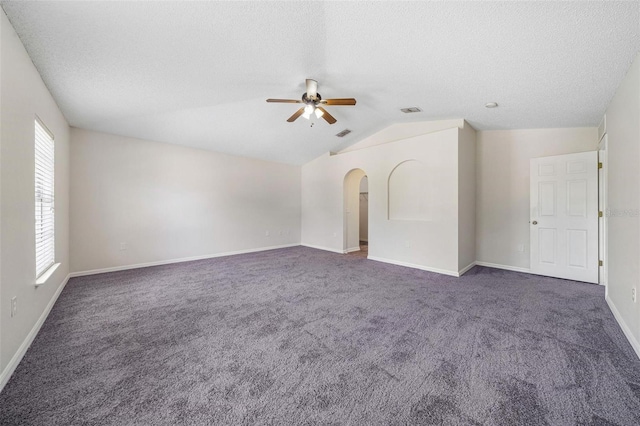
[35,118,55,278]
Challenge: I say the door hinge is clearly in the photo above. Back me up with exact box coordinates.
[599,211,603,218]
[598,162,603,169]
[599,260,603,267]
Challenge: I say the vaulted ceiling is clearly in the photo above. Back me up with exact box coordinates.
[2,1,639,164]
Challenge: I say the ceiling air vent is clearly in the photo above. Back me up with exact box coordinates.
[400,107,422,113]
[335,129,352,137]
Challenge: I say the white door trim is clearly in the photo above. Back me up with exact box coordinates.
[598,135,608,288]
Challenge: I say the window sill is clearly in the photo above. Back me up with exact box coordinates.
[36,263,60,287]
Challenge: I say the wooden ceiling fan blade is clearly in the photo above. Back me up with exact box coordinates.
[267,99,302,103]
[317,107,336,124]
[306,79,318,99]
[321,98,357,106]
[287,107,305,122]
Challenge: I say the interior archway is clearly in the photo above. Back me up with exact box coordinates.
[343,168,367,253]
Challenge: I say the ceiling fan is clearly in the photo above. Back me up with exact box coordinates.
[266,79,356,125]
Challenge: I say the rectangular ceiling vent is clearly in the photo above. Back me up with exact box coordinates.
[400,107,422,113]
[335,129,352,137]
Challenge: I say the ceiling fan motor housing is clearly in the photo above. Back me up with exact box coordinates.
[302,92,321,104]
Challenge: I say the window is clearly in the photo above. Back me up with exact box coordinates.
[35,118,55,278]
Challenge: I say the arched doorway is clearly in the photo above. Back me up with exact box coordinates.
[343,168,367,254]
[358,175,369,256]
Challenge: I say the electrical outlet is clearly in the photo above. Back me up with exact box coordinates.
[119,242,127,251]
[265,230,270,237]
[516,244,525,253]
[10,297,17,318]
[633,287,637,303]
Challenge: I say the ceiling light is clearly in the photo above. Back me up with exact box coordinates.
[302,104,315,120]
[400,107,422,113]
[485,102,499,108]
[314,108,324,118]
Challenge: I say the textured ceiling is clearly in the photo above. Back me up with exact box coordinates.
[2,1,639,165]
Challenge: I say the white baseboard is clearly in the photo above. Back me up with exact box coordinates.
[346,247,361,253]
[458,262,477,276]
[367,256,459,277]
[0,274,70,392]
[301,243,346,255]
[474,261,531,274]
[606,295,640,360]
[69,244,300,278]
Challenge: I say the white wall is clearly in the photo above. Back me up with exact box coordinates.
[476,127,598,270]
[458,125,476,271]
[302,121,474,276]
[70,128,301,273]
[604,53,640,357]
[338,119,465,154]
[1,10,70,381]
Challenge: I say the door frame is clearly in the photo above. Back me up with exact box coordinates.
[598,134,608,289]
[343,168,367,253]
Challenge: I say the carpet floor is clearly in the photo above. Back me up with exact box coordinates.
[1,246,639,425]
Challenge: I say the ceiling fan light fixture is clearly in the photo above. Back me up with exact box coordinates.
[314,108,324,118]
[304,104,315,115]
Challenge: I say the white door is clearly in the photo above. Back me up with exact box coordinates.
[530,151,598,283]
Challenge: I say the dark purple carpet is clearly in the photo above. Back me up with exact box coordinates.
[1,246,639,425]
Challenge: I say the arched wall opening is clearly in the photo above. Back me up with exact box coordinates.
[343,168,367,253]
[388,159,431,221]
[359,176,369,247]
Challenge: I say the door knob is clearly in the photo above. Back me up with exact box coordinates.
[532,221,538,225]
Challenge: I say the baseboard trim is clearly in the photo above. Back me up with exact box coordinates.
[346,247,361,253]
[606,295,640,360]
[70,244,300,278]
[458,262,476,276]
[367,256,459,277]
[0,274,70,392]
[474,261,531,274]
[301,244,346,255]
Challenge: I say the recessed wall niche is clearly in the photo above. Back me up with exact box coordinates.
[388,159,431,221]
